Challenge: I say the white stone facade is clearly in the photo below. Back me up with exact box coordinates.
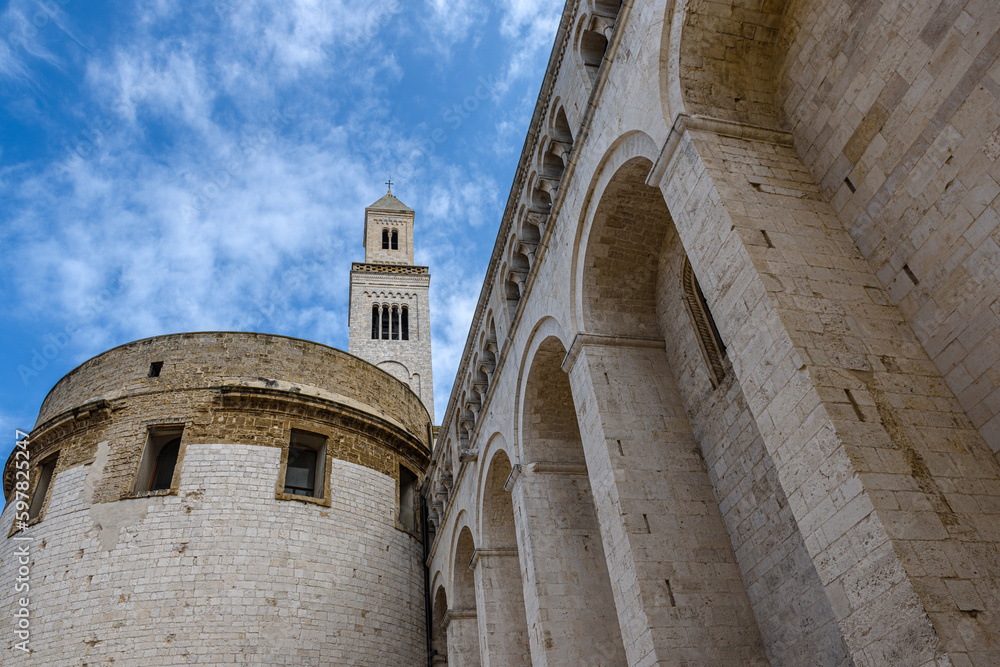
[0,445,426,665]
[4,1,1000,665]
[424,1,1000,666]
[349,193,436,418]
[1,333,431,665]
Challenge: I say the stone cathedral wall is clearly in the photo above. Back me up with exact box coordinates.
[424,1,1000,666]
[1,332,431,665]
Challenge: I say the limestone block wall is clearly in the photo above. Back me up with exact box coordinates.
[420,1,1000,665]
[2,332,431,665]
[777,0,1000,453]
[33,332,430,439]
[0,444,426,665]
[675,0,1000,456]
[348,265,435,417]
[658,126,1000,664]
[656,226,850,665]
[365,208,415,265]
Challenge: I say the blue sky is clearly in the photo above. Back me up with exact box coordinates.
[0,0,563,464]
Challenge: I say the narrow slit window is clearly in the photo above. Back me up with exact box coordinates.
[401,306,409,340]
[284,430,326,499]
[682,258,727,386]
[382,229,389,249]
[381,305,390,339]
[391,229,399,250]
[134,428,183,494]
[392,306,399,340]
[399,466,418,532]
[371,305,380,340]
[27,454,59,521]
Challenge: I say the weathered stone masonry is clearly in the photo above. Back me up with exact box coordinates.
[424,1,1000,666]
[1,332,431,666]
[4,0,1000,665]
[349,191,436,418]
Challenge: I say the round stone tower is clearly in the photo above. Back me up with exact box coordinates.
[1,332,431,665]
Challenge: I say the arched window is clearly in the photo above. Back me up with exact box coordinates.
[391,306,400,340]
[381,305,390,339]
[401,306,409,340]
[382,229,389,249]
[371,304,380,340]
[580,29,608,83]
[683,258,727,386]
[149,437,181,491]
[391,229,398,250]
[134,428,183,494]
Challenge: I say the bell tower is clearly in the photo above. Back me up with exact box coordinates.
[348,187,435,419]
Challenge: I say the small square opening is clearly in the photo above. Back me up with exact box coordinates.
[148,361,164,378]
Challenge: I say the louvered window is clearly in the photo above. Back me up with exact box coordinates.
[682,258,727,386]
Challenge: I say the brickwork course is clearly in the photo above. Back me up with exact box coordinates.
[424,0,1000,666]
[5,0,1000,665]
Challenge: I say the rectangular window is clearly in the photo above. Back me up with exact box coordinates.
[381,307,390,339]
[391,306,399,340]
[399,466,418,532]
[27,454,59,522]
[134,427,183,494]
[401,307,409,340]
[284,430,326,499]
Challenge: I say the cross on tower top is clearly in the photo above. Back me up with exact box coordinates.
[385,177,393,194]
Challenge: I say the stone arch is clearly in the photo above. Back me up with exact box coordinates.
[451,523,477,610]
[516,332,626,663]
[570,145,769,663]
[581,157,666,336]
[509,317,570,466]
[503,267,521,323]
[516,209,543,258]
[570,130,660,334]
[431,585,449,665]
[487,318,499,356]
[549,102,573,151]
[576,12,608,85]
[475,448,530,665]
[538,135,565,183]
[481,448,519,547]
[670,0,786,127]
[443,523,482,666]
[660,0,684,124]
[377,360,410,385]
[475,432,516,535]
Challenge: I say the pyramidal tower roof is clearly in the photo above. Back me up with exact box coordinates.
[367,190,413,212]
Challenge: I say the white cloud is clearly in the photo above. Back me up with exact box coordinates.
[225,0,401,75]
[497,1,563,92]
[0,0,562,430]
[0,1,66,83]
[86,48,216,135]
[430,285,480,424]
[421,0,488,52]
